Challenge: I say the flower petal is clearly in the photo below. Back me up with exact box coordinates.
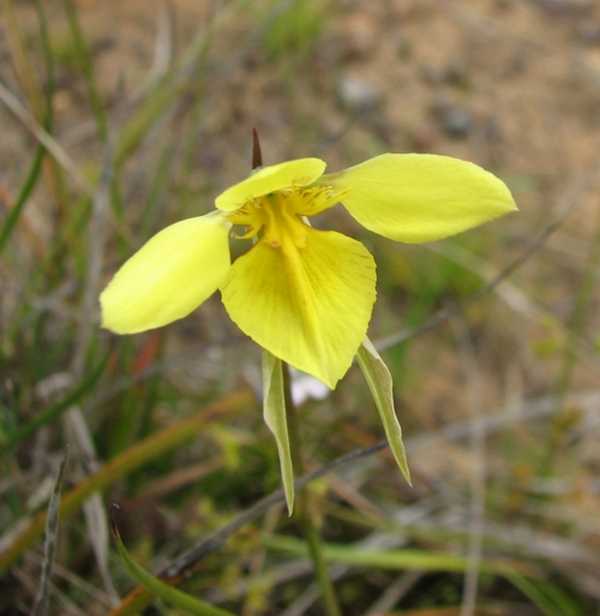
[322,154,517,243]
[221,227,376,388]
[215,158,326,212]
[100,213,230,334]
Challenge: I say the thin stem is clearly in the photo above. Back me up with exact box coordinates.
[281,363,342,616]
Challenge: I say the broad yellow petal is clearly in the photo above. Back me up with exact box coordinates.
[221,227,376,388]
[101,213,230,334]
[322,154,517,243]
[215,158,326,212]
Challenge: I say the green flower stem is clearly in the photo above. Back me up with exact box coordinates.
[281,363,342,616]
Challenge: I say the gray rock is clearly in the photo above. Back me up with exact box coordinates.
[337,75,381,111]
[430,100,473,139]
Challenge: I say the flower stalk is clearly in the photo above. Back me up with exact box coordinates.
[281,362,342,616]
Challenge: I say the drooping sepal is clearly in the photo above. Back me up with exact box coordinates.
[262,350,295,515]
[356,338,411,484]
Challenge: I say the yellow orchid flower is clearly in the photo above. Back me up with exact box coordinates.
[100,153,516,388]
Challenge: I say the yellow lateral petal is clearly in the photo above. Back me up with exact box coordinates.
[100,213,230,334]
[215,158,326,212]
[323,154,517,243]
[221,228,376,388]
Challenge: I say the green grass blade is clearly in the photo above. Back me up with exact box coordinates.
[506,572,581,616]
[0,0,54,254]
[63,0,108,141]
[32,453,68,616]
[264,535,488,574]
[0,143,45,254]
[112,518,234,616]
[265,536,579,614]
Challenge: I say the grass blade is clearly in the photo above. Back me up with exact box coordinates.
[111,508,234,616]
[32,452,68,616]
[265,536,579,614]
[0,0,54,254]
[505,572,580,616]
[0,143,45,254]
[264,535,507,575]
[63,0,108,141]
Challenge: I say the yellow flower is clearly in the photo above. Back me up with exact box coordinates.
[100,154,516,387]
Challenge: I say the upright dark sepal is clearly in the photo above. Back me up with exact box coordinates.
[252,127,263,169]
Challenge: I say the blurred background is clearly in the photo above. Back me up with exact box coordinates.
[2,1,600,614]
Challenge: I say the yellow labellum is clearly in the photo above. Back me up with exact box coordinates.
[222,222,376,388]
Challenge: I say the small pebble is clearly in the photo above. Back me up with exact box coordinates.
[430,100,473,139]
[337,75,381,111]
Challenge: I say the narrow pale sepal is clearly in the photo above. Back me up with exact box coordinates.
[323,154,517,243]
[262,351,294,515]
[215,158,326,212]
[221,227,376,388]
[356,338,411,484]
[100,212,231,334]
